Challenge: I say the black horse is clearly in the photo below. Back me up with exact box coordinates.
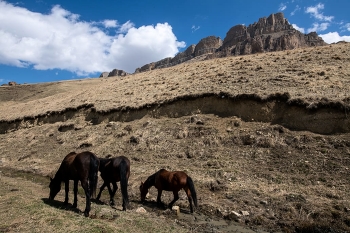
[49,151,99,217]
[96,156,130,210]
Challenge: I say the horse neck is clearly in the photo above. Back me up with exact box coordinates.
[145,173,156,188]
[53,167,64,181]
[99,158,110,171]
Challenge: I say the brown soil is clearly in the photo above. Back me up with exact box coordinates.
[0,42,350,232]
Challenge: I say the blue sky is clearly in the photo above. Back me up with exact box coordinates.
[0,0,349,85]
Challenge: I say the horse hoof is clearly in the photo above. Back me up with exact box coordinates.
[73,204,77,208]
[84,212,89,217]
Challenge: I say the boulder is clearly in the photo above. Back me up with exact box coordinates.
[108,69,129,77]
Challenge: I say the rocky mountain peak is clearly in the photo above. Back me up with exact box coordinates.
[102,12,326,76]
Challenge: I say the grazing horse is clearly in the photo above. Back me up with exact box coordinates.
[49,151,99,217]
[96,156,130,210]
[140,169,198,213]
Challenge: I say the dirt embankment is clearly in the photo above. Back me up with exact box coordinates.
[1,92,350,135]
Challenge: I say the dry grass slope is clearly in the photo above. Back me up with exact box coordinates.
[0,42,350,232]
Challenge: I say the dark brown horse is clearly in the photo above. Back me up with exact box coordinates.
[96,156,130,210]
[140,169,198,213]
[49,151,99,217]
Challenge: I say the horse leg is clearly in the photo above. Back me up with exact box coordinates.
[184,187,194,213]
[156,189,164,208]
[96,182,107,201]
[110,182,118,206]
[81,180,90,217]
[168,191,179,210]
[64,180,69,205]
[73,180,78,208]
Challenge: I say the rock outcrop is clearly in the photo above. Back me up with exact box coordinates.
[220,12,326,56]
[194,36,222,57]
[102,12,326,76]
[99,69,129,78]
[134,36,223,73]
[1,81,18,86]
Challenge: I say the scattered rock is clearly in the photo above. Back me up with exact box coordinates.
[136,207,147,213]
[8,81,18,86]
[260,200,268,205]
[227,211,242,221]
[172,206,180,215]
[241,211,250,216]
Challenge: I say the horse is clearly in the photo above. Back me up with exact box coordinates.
[96,156,130,210]
[140,169,198,213]
[49,151,99,217]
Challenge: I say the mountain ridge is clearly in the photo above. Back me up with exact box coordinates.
[103,12,326,76]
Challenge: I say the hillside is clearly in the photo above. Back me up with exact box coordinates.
[0,42,350,232]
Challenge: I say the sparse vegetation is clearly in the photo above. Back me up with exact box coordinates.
[0,42,350,232]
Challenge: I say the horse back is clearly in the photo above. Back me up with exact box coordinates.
[156,169,187,191]
[59,151,97,180]
[111,156,131,181]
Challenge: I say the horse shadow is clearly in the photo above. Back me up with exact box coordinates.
[42,198,82,214]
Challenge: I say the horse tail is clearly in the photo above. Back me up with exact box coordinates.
[119,158,129,207]
[89,154,99,199]
[187,176,198,208]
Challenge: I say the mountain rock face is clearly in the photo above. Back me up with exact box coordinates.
[220,12,325,56]
[103,12,326,76]
[134,36,222,73]
[99,69,129,78]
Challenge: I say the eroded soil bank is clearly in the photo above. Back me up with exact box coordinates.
[1,93,349,135]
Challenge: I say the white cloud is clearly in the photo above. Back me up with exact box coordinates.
[0,2,185,74]
[103,20,118,28]
[118,20,134,33]
[343,23,350,31]
[292,24,305,33]
[278,3,287,11]
[307,22,330,33]
[191,25,200,33]
[305,3,334,22]
[290,5,300,16]
[319,32,350,43]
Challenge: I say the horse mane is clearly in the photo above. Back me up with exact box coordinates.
[145,171,157,187]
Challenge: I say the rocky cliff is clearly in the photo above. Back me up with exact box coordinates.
[100,69,129,78]
[103,12,326,76]
[220,12,325,56]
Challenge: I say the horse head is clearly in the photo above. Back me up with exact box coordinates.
[139,181,148,202]
[48,178,61,200]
